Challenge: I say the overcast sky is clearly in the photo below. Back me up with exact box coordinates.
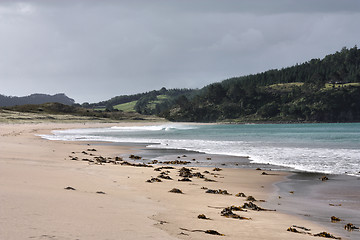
[1,0,360,103]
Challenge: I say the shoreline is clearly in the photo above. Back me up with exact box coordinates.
[0,122,352,239]
[268,171,360,239]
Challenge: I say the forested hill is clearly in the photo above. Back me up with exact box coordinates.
[160,46,360,122]
[0,93,75,107]
[84,87,196,114]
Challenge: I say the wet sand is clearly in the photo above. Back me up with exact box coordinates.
[267,172,360,240]
[0,122,348,239]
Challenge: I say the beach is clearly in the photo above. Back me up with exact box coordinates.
[0,122,350,239]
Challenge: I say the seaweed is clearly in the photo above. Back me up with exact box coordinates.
[178,177,192,182]
[331,216,341,222]
[198,214,210,220]
[344,223,359,231]
[313,232,341,239]
[221,207,250,220]
[169,188,183,194]
[235,192,246,197]
[246,196,256,201]
[129,154,142,159]
[205,189,230,195]
[241,202,274,211]
[146,177,162,183]
[162,160,190,165]
[179,228,224,236]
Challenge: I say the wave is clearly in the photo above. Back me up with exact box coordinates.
[110,124,198,132]
[38,125,360,177]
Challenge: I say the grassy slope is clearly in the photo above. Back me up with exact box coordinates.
[114,101,137,112]
[113,95,170,112]
[147,95,169,110]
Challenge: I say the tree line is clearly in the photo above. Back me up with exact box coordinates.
[159,46,360,122]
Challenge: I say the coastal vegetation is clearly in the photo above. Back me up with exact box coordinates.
[159,46,360,122]
[91,46,360,123]
[0,102,161,123]
[1,46,360,123]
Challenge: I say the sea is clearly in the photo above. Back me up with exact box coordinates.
[40,122,360,177]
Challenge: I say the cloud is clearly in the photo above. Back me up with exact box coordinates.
[0,0,359,103]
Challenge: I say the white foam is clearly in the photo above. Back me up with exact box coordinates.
[39,125,360,177]
[110,124,197,132]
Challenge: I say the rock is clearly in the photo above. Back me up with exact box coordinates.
[64,186,76,190]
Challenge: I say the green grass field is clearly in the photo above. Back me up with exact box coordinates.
[147,95,169,110]
[113,100,138,112]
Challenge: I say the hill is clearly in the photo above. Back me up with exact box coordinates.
[0,102,162,123]
[83,87,196,114]
[159,46,360,122]
[0,93,75,107]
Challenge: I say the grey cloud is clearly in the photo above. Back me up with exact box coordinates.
[0,1,360,103]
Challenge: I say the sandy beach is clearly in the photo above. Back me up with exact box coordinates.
[0,122,345,239]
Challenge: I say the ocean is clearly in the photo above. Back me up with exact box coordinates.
[40,122,360,177]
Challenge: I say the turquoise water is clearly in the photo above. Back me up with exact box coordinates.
[41,123,360,176]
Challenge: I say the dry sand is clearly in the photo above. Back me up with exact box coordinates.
[0,122,340,239]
